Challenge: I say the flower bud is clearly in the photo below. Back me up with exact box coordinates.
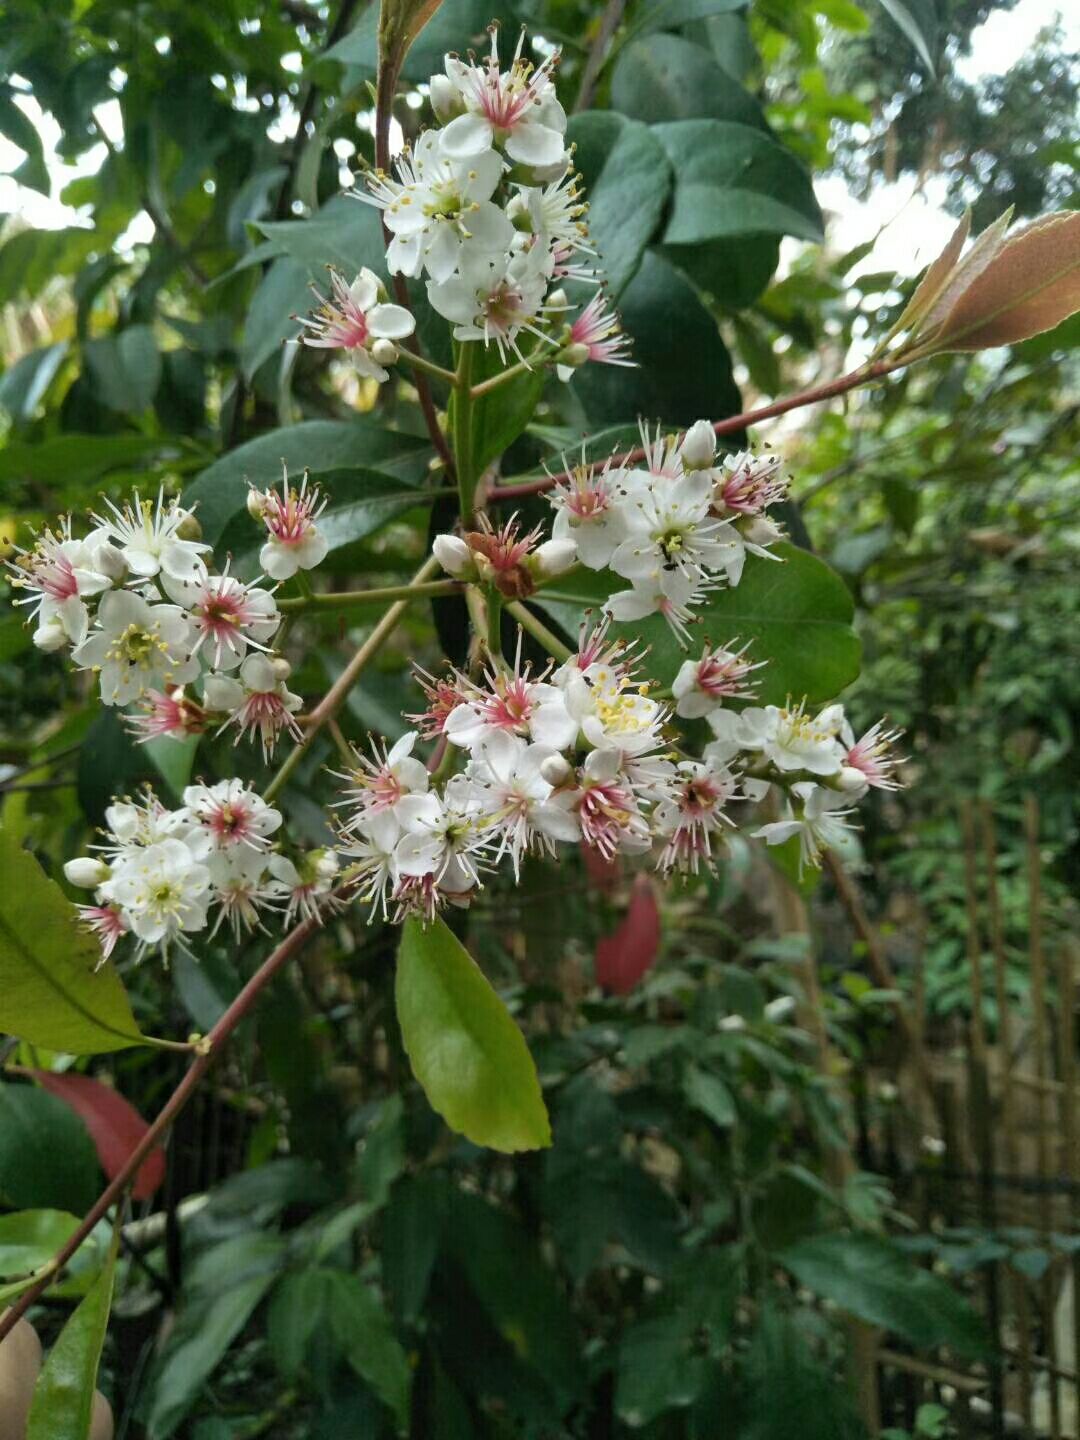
[174,509,202,542]
[681,419,716,470]
[93,543,128,583]
[247,488,267,522]
[271,655,292,681]
[740,515,783,547]
[531,538,577,579]
[546,288,569,311]
[202,672,244,712]
[64,857,111,889]
[539,753,572,786]
[837,765,869,795]
[371,338,399,367]
[432,533,473,577]
[429,74,461,123]
[505,192,533,232]
[313,848,340,881]
[32,618,68,653]
[556,341,589,370]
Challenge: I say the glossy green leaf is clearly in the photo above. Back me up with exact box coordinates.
[395,917,551,1152]
[683,1065,737,1127]
[182,419,430,546]
[83,324,161,414]
[571,250,742,427]
[26,1240,116,1440]
[0,829,145,1054]
[653,120,824,247]
[781,1233,990,1357]
[611,35,766,128]
[0,1210,81,1279]
[0,342,68,424]
[0,1085,100,1214]
[241,255,309,378]
[566,113,673,298]
[537,544,861,705]
[325,1269,412,1428]
[451,343,546,478]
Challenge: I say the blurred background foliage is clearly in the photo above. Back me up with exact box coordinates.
[0,0,1077,1434]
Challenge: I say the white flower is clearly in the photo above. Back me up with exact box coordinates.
[92,491,210,583]
[204,653,303,759]
[467,731,579,876]
[672,640,761,719]
[604,567,709,647]
[427,246,551,362]
[609,471,742,591]
[652,756,739,875]
[392,776,490,908]
[163,568,280,671]
[64,857,112,888]
[295,267,416,382]
[101,838,211,948]
[267,849,340,925]
[679,419,716,471]
[6,519,118,648]
[560,663,666,759]
[71,590,199,707]
[754,782,857,872]
[437,30,568,171]
[443,665,578,752]
[734,703,844,776]
[337,731,433,825]
[206,847,280,939]
[364,132,513,283]
[339,810,401,922]
[250,465,329,582]
[549,453,631,570]
[432,533,474,577]
[183,779,283,851]
[508,170,592,282]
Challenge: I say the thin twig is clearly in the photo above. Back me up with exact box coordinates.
[573,0,627,113]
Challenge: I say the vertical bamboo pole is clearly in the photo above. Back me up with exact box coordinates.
[962,801,1005,1440]
[982,800,1034,1435]
[1025,795,1061,1440]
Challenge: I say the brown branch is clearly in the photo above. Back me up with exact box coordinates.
[0,910,325,1345]
[573,0,627,114]
[490,356,906,503]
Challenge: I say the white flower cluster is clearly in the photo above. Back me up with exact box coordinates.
[331,27,631,374]
[63,783,338,962]
[6,474,329,759]
[336,619,900,922]
[434,421,789,638]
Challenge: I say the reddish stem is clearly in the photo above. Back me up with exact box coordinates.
[491,357,903,502]
[0,911,324,1344]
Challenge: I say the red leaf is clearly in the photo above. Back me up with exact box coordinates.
[595,875,661,995]
[32,1072,165,1200]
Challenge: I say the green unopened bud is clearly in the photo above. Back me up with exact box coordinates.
[174,509,202,542]
[558,342,590,370]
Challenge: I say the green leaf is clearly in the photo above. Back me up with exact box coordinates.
[611,35,766,128]
[0,1085,100,1223]
[0,829,145,1055]
[451,344,546,478]
[145,1238,285,1439]
[571,249,742,427]
[267,1268,327,1379]
[26,1240,117,1440]
[395,917,551,1153]
[537,545,861,705]
[653,120,824,247]
[566,113,673,298]
[325,1270,412,1427]
[0,433,179,486]
[145,735,200,800]
[256,194,385,276]
[83,324,162,415]
[0,342,68,425]
[326,0,513,80]
[382,1175,447,1324]
[875,0,936,75]
[626,0,745,40]
[781,1233,990,1358]
[734,1304,867,1439]
[241,256,309,379]
[615,1315,708,1426]
[182,419,430,547]
[683,1064,737,1127]
[0,1210,81,1279]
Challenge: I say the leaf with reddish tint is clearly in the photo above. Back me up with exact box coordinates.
[581,843,621,895]
[32,1072,165,1201]
[931,210,1080,352]
[595,875,661,995]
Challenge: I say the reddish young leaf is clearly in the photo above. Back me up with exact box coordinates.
[594,875,661,996]
[31,1072,165,1200]
[581,842,620,895]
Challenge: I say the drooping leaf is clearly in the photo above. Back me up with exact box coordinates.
[0,829,145,1055]
[26,1241,116,1440]
[395,917,551,1152]
[652,120,824,248]
[565,113,672,299]
[31,1072,165,1201]
[875,0,936,75]
[325,1269,412,1427]
[0,1085,100,1223]
[781,1233,990,1358]
[536,544,861,705]
[610,35,766,129]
